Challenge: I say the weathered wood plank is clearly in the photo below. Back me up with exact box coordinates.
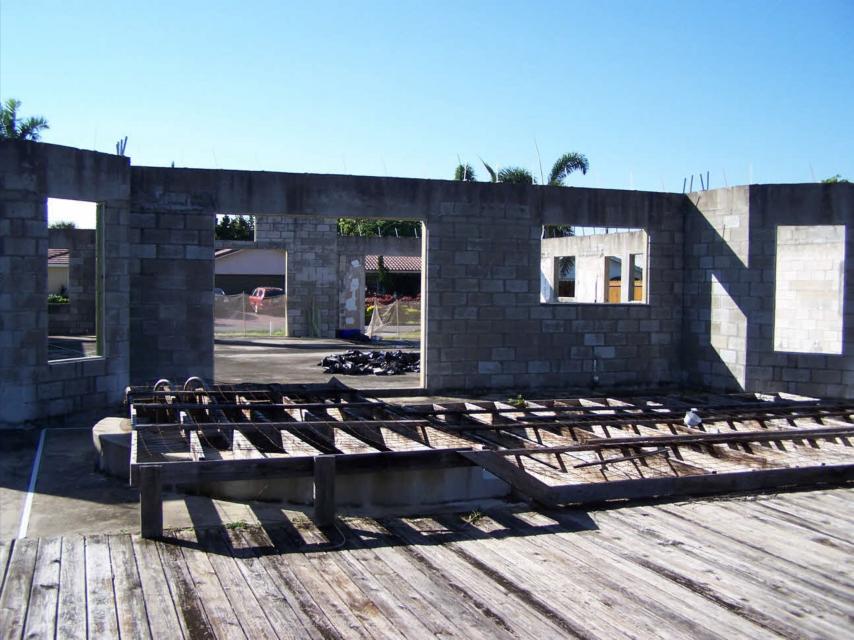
[194,528,279,640]
[331,519,470,639]
[328,526,446,639]
[0,538,38,640]
[365,518,521,640]
[262,524,375,639]
[238,526,342,639]
[510,509,778,639]
[387,514,636,640]
[131,535,185,640]
[22,537,62,640]
[0,540,12,593]
[221,527,320,639]
[174,529,247,640]
[294,535,404,640]
[85,534,120,640]
[56,536,87,640]
[108,534,153,640]
[652,502,854,602]
[379,515,575,640]
[156,536,216,640]
[599,505,843,638]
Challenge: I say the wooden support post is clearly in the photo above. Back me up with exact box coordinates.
[140,465,163,539]
[313,455,336,527]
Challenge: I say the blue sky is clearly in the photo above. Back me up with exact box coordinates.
[3,0,853,199]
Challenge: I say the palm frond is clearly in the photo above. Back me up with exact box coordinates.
[548,152,589,186]
[497,166,535,185]
[479,158,497,183]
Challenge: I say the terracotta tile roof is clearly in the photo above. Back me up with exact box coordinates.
[364,255,421,272]
[48,248,70,266]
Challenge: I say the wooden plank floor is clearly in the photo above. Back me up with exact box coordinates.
[1,487,851,639]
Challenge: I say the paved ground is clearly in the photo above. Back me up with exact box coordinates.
[0,337,482,543]
[213,336,421,390]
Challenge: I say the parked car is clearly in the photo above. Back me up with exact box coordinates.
[214,287,226,297]
[248,287,284,313]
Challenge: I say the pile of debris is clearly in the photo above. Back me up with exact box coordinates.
[319,350,420,376]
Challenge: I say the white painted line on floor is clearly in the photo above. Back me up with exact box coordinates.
[17,429,47,540]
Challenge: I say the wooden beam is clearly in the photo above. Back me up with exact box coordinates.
[139,465,163,539]
[548,463,854,505]
[314,455,336,527]
[130,447,473,485]
[459,450,557,507]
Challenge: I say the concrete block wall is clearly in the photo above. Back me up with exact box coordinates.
[0,141,130,423]
[128,183,216,385]
[422,189,685,392]
[47,228,96,335]
[255,215,339,337]
[682,187,751,390]
[774,224,845,354]
[683,183,853,399]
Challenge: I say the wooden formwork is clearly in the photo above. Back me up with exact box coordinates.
[127,381,854,537]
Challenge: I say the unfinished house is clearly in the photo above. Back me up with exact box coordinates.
[2,141,851,424]
[2,140,853,638]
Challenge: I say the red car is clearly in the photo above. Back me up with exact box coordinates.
[248,287,284,313]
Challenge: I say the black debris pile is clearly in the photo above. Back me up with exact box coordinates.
[319,350,420,376]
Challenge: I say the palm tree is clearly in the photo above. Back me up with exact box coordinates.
[480,159,535,184]
[548,152,589,186]
[453,163,477,181]
[0,99,49,141]
[497,166,535,185]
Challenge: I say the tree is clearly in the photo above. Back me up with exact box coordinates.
[49,221,76,229]
[337,218,420,237]
[548,152,589,185]
[453,163,477,181]
[215,214,255,240]
[478,150,589,187]
[0,99,49,141]
[822,175,849,184]
[497,166,535,185]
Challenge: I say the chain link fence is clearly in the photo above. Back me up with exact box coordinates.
[214,293,288,337]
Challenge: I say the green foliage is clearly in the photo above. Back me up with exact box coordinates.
[822,174,849,184]
[480,158,497,183]
[49,221,77,229]
[0,98,49,141]
[497,166,535,185]
[476,150,589,188]
[463,510,485,525]
[454,163,477,181]
[337,218,420,237]
[543,225,574,238]
[507,393,527,408]
[215,214,255,240]
[548,152,589,185]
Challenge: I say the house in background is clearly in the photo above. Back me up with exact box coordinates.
[364,255,421,295]
[214,248,286,294]
[48,248,70,294]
